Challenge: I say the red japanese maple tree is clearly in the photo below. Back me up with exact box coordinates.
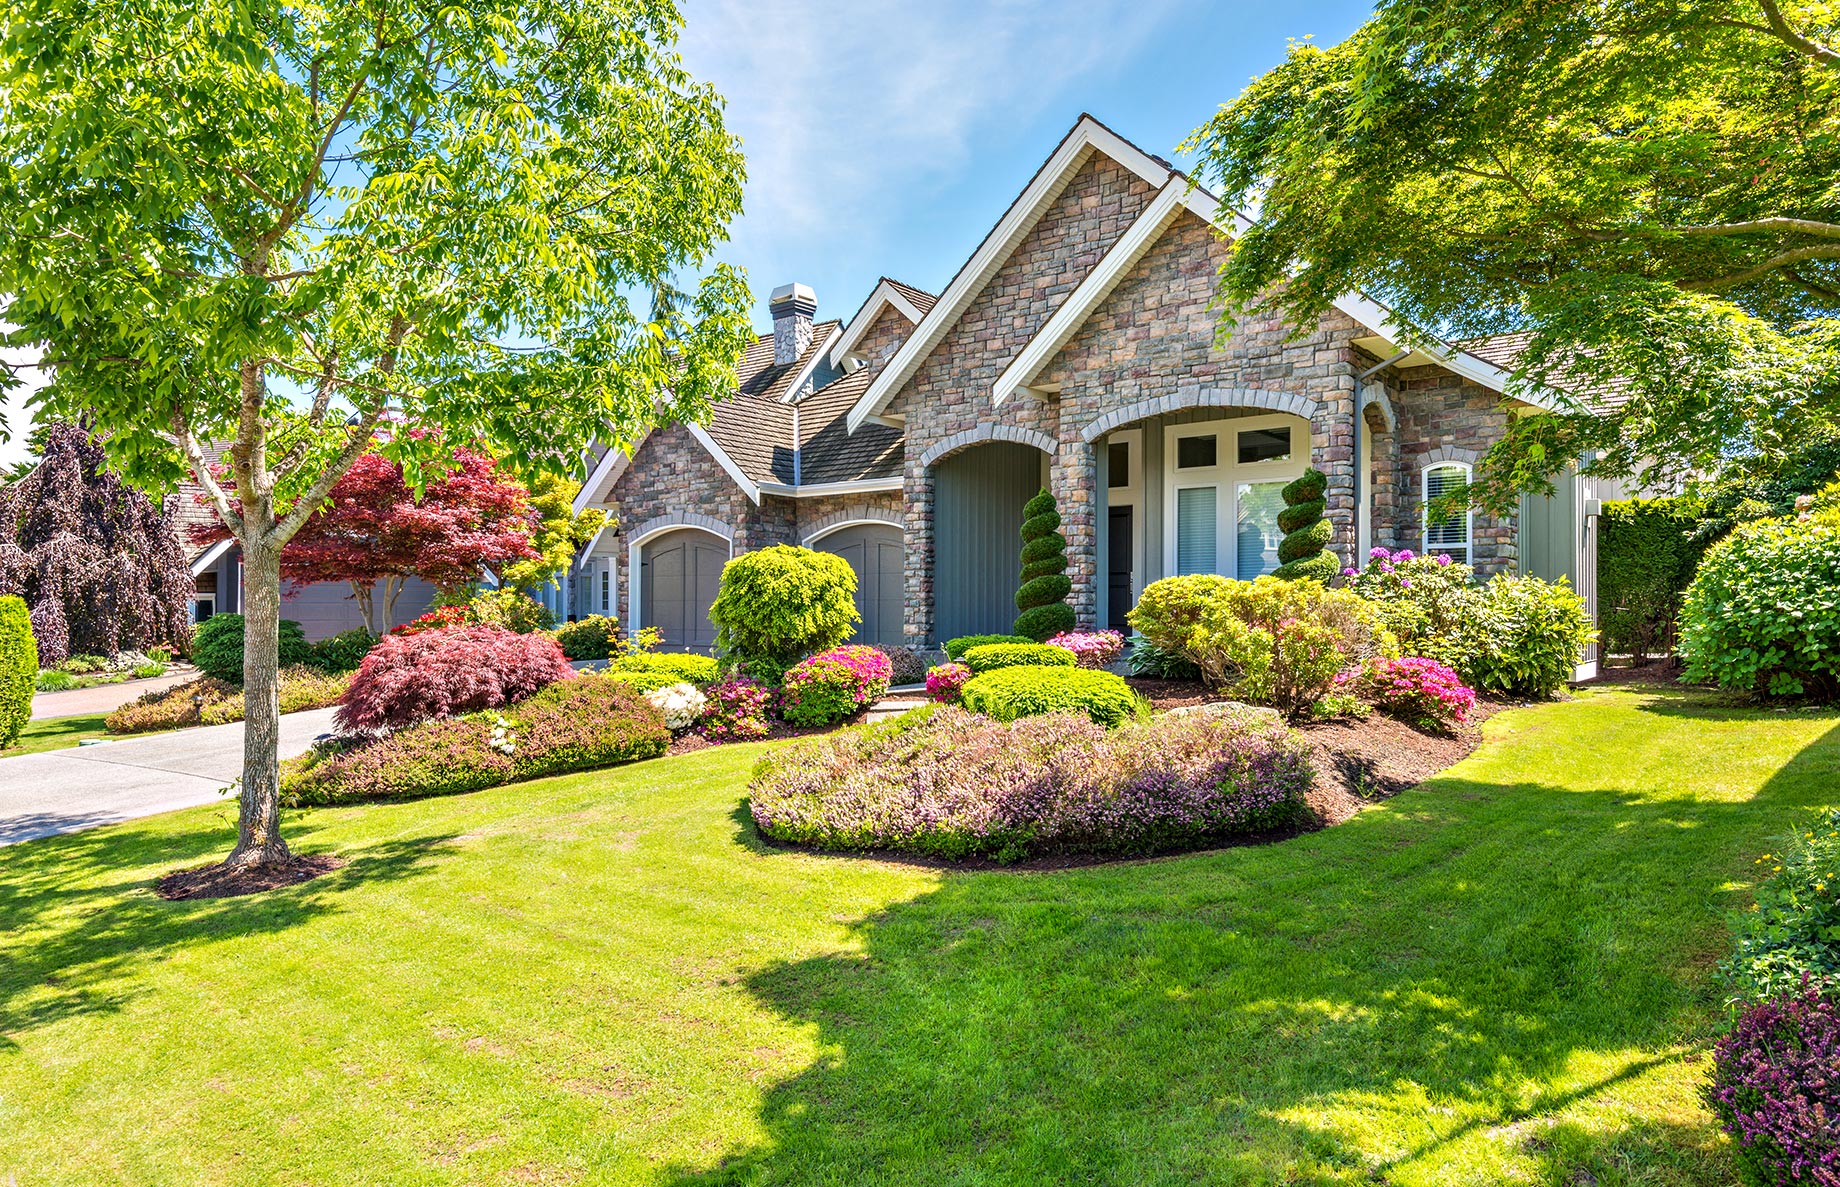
[192,448,538,633]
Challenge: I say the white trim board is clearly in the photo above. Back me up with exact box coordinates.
[755,477,903,499]
[828,281,927,370]
[189,537,234,577]
[777,324,844,404]
[800,516,905,546]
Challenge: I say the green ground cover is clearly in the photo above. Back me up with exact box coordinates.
[1,686,1835,1185]
[0,711,112,757]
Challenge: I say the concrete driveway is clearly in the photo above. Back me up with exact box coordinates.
[0,708,340,846]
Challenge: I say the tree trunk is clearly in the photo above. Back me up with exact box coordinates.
[381,575,404,632]
[226,536,291,869]
[352,581,376,636]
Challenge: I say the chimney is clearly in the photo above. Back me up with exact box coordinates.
[769,282,816,366]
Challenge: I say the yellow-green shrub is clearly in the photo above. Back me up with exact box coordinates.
[1189,577,1396,719]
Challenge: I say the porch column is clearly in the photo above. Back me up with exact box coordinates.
[1054,436,1099,630]
[903,461,935,647]
[1316,381,1358,566]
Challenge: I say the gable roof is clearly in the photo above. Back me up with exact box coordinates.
[828,277,935,370]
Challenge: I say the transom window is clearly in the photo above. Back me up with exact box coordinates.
[1175,433,1217,469]
[1422,462,1472,564]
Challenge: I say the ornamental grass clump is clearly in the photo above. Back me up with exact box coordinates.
[336,624,572,734]
[1703,986,1840,1187]
[748,703,1312,861]
[1047,629,1125,669]
[778,644,892,726]
[1357,656,1475,729]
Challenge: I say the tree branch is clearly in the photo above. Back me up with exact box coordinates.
[1756,0,1840,66]
[167,416,244,537]
[1684,243,1840,289]
[1667,216,1840,238]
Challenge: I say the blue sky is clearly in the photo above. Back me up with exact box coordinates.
[0,0,1372,471]
[676,0,1374,330]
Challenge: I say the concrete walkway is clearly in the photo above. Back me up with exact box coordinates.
[30,667,201,720]
[0,707,340,846]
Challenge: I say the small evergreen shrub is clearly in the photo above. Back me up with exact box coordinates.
[701,677,775,741]
[106,667,349,733]
[779,645,892,727]
[961,642,1076,673]
[1356,656,1475,729]
[749,703,1312,860]
[1704,986,1840,1187]
[1720,809,1840,1006]
[454,587,554,633]
[1464,574,1592,700]
[1047,629,1125,669]
[555,614,620,660]
[607,651,720,686]
[870,644,927,685]
[311,627,378,674]
[1598,497,1707,661]
[282,676,670,805]
[709,545,859,665]
[925,662,973,704]
[0,595,36,748]
[1013,489,1076,641]
[336,625,572,734]
[1272,468,1339,582]
[1127,574,1235,656]
[1682,511,1840,698]
[1187,577,1397,719]
[190,614,314,683]
[943,633,1031,661]
[960,665,1141,727]
[602,668,687,695]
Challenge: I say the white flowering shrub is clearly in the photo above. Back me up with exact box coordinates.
[645,681,707,732]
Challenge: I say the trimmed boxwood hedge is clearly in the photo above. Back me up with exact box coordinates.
[962,642,1075,673]
[944,633,1031,661]
[0,594,37,749]
[960,664,1141,727]
[606,651,720,686]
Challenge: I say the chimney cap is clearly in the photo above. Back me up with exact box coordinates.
[769,282,817,312]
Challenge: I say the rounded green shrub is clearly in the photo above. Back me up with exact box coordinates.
[961,642,1076,673]
[1272,468,1339,583]
[960,665,1141,727]
[1464,574,1593,699]
[944,633,1031,661]
[190,614,313,683]
[603,668,688,695]
[1013,489,1076,641]
[555,614,620,660]
[1681,511,1840,698]
[0,595,37,748]
[1597,497,1706,661]
[708,545,859,664]
[310,627,378,673]
[1127,574,1235,656]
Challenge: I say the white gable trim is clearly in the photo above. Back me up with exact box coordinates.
[755,476,904,498]
[189,536,234,576]
[776,324,844,404]
[684,422,763,504]
[573,437,645,513]
[1328,293,1566,413]
[828,281,927,370]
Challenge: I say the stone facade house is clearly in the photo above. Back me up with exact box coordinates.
[575,115,1613,673]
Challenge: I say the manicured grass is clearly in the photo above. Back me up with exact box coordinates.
[1,686,1837,1184]
[0,711,112,756]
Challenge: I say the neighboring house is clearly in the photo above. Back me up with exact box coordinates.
[577,114,1620,674]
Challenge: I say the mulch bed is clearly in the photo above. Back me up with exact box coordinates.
[156,854,347,901]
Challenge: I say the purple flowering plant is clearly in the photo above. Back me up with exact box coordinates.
[1345,548,1480,667]
[1704,985,1840,1187]
[1355,655,1476,728]
[1047,629,1126,669]
[778,644,893,727]
[925,661,974,703]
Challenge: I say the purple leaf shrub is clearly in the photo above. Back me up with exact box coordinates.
[749,703,1313,861]
[1705,985,1840,1186]
[335,624,573,734]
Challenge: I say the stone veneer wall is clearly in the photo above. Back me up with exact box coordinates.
[849,305,917,374]
[1378,369,1518,577]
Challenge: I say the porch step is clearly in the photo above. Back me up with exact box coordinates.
[863,695,930,723]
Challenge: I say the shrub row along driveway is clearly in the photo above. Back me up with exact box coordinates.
[0,708,337,845]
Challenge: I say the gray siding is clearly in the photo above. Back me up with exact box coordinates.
[932,442,1044,644]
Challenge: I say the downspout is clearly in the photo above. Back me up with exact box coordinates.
[1353,350,1411,567]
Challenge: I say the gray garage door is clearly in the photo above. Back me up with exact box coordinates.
[640,529,726,652]
[816,523,905,647]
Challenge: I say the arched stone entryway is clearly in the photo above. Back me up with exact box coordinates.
[927,438,1052,644]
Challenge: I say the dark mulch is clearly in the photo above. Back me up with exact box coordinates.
[156,854,347,901]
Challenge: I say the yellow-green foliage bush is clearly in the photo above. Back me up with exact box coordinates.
[708,545,859,664]
[1188,577,1396,719]
[960,665,1142,727]
[1127,574,1235,655]
[961,642,1075,673]
[0,595,36,748]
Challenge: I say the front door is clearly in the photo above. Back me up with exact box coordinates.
[640,529,725,652]
[1108,505,1134,632]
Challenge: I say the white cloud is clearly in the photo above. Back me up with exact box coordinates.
[678,0,1188,302]
[0,327,45,472]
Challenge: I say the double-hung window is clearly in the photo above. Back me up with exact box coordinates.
[1422,462,1472,564]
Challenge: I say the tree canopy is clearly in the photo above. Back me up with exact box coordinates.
[1185,0,1840,508]
[500,471,607,594]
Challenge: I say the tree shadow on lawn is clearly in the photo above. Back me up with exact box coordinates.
[667,722,1840,1185]
[1620,682,1840,725]
[0,814,457,1047]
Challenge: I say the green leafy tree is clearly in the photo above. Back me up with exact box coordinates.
[1186,1,1840,509]
[1013,489,1075,641]
[501,472,607,593]
[0,0,751,868]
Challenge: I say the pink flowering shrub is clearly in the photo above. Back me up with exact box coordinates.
[749,703,1313,861]
[778,644,893,727]
[925,661,974,703]
[336,624,572,734]
[702,676,775,741]
[1358,656,1475,728]
[1047,629,1126,669]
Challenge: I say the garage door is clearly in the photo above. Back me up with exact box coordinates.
[640,529,726,652]
[816,523,905,647]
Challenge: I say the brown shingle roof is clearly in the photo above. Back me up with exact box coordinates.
[700,320,842,485]
[795,369,904,484]
[1455,332,1633,410]
[883,278,937,316]
[167,442,227,561]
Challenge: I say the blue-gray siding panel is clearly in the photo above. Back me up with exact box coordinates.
[932,442,1043,644]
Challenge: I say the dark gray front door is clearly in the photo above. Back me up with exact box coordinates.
[1108,505,1134,633]
[640,529,725,652]
[816,523,904,646]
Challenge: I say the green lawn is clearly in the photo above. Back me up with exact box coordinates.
[1,711,112,756]
[1,686,1836,1185]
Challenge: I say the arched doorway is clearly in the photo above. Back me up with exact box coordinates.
[810,521,905,647]
[931,440,1048,643]
[637,527,727,652]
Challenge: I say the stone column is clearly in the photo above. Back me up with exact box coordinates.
[1313,379,1358,570]
[1054,435,1099,630]
[903,461,935,647]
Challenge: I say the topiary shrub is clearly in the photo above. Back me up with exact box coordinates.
[555,614,620,661]
[310,627,378,674]
[0,594,37,748]
[779,645,892,727]
[961,642,1076,673]
[709,544,859,666]
[1272,468,1339,582]
[1013,489,1076,641]
[960,665,1141,727]
[749,703,1311,861]
[943,633,1031,661]
[1463,574,1592,700]
[606,651,720,686]
[190,614,314,683]
[1703,985,1840,1187]
[1127,574,1235,657]
[1598,497,1706,662]
[335,624,572,734]
[1681,511,1840,699]
[1186,576,1397,719]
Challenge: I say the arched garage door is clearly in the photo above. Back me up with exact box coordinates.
[815,523,904,647]
[639,528,726,652]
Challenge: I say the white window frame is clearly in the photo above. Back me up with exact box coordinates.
[1422,461,1473,563]
[1161,413,1309,580]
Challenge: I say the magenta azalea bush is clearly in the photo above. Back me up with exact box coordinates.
[778,644,893,727]
[702,676,776,741]
[749,703,1313,861]
[1047,629,1125,669]
[925,661,973,704]
[1358,656,1475,728]
[1704,985,1840,1187]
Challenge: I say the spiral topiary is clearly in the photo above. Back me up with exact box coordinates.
[1272,468,1339,583]
[1013,488,1076,641]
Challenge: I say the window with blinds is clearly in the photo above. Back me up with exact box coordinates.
[1423,463,1471,563]
[1236,481,1287,579]
[1175,486,1217,575]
